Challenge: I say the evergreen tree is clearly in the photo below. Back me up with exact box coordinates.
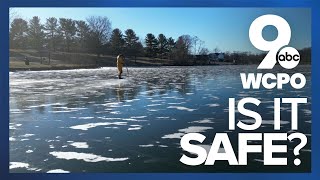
[145,33,158,57]
[28,16,45,50]
[9,18,28,49]
[124,29,139,47]
[167,37,175,59]
[157,34,168,58]
[110,28,125,55]
[124,29,140,57]
[44,17,59,51]
[87,31,102,55]
[133,41,144,57]
[76,20,90,51]
[59,18,76,52]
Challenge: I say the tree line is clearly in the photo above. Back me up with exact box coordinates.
[10,16,310,65]
[222,47,311,64]
[10,16,209,62]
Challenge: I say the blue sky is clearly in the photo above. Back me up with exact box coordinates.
[12,8,311,53]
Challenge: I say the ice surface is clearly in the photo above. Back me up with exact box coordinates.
[9,66,311,172]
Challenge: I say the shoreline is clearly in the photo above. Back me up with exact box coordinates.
[9,63,226,72]
[10,65,99,72]
[9,63,312,72]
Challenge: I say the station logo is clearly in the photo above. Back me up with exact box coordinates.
[249,14,300,70]
[180,14,308,167]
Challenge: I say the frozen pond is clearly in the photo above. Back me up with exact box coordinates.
[10,65,311,172]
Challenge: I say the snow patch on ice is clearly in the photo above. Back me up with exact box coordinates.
[240,119,289,125]
[26,150,33,153]
[139,144,154,147]
[70,122,127,130]
[162,126,213,139]
[147,104,162,107]
[167,106,196,112]
[128,125,142,131]
[302,109,311,116]
[70,142,89,149]
[130,116,147,119]
[20,134,35,138]
[47,169,70,173]
[78,117,95,120]
[190,119,214,124]
[206,103,220,107]
[49,151,128,162]
[10,162,29,169]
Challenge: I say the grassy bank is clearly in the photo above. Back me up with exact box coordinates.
[10,49,178,71]
[10,60,98,71]
[10,49,237,71]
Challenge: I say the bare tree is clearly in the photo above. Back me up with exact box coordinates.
[199,48,209,55]
[180,35,193,54]
[86,16,112,57]
[9,8,20,23]
[86,16,112,45]
[174,35,193,63]
[192,36,205,55]
[213,47,221,53]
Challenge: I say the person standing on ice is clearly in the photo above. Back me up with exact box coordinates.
[117,54,125,79]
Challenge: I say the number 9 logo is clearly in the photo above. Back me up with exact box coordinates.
[249,14,300,69]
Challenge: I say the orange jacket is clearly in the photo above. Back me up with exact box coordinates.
[117,55,124,70]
